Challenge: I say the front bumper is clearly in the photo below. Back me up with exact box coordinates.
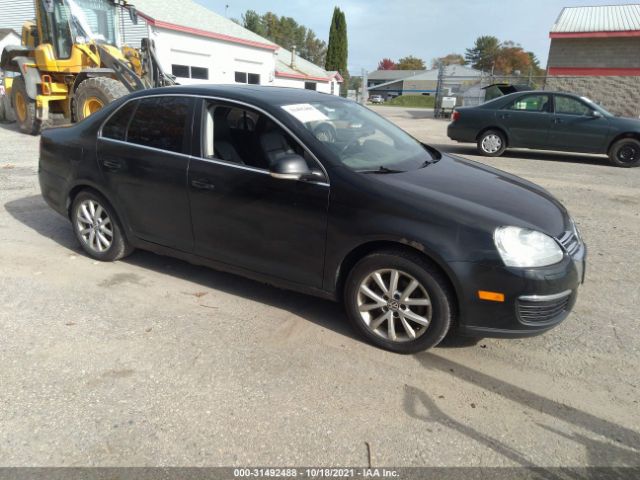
[450,243,586,338]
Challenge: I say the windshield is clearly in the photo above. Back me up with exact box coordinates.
[50,0,117,47]
[281,100,434,172]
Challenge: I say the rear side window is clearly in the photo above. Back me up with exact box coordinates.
[127,97,192,154]
[102,101,137,141]
[507,94,550,112]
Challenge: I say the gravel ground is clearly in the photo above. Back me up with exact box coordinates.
[0,108,638,468]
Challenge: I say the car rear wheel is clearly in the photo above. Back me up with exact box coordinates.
[608,138,640,168]
[477,130,506,157]
[344,250,454,353]
[71,191,133,262]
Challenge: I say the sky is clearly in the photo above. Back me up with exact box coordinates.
[195,0,637,73]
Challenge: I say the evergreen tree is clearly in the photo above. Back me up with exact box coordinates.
[325,6,348,91]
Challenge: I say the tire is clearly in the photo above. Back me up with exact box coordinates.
[12,76,41,135]
[1,93,16,123]
[477,129,507,157]
[608,138,640,168]
[71,190,133,262]
[344,249,455,354]
[74,77,128,122]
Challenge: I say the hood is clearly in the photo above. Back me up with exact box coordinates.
[373,155,570,237]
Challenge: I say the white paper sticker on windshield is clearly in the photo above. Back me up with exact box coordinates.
[282,103,329,123]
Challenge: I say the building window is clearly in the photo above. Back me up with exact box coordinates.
[235,72,260,85]
[172,64,190,78]
[305,82,317,91]
[191,67,209,80]
[172,64,209,80]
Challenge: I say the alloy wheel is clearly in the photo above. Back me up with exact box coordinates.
[481,134,502,154]
[76,199,114,253]
[357,269,432,342]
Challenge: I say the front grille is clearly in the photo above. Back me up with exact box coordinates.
[517,292,572,325]
[557,231,580,256]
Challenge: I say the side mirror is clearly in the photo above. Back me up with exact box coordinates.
[269,154,312,181]
[590,110,602,118]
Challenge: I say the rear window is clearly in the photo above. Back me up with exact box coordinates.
[126,97,191,154]
[102,101,137,141]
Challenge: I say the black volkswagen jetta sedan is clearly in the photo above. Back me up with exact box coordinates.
[39,85,586,353]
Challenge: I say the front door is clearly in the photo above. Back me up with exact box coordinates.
[97,95,195,251]
[498,93,553,148]
[188,101,330,288]
[549,95,609,153]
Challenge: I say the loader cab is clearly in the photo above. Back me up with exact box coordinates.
[37,0,119,59]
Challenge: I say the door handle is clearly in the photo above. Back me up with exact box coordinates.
[500,114,510,119]
[102,157,124,171]
[554,118,563,124]
[191,178,216,191]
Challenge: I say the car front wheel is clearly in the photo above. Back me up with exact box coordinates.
[477,130,507,157]
[609,138,640,168]
[344,250,454,353]
[71,190,133,261]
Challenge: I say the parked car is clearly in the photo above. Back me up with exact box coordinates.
[448,91,640,167]
[369,95,384,104]
[39,85,586,353]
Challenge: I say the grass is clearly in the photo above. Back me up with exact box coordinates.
[373,95,436,108]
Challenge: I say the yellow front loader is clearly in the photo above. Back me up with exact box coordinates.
[0,0,175,134]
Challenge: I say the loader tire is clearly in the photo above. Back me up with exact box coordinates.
[74,77,128,122]
[12,76,40,135]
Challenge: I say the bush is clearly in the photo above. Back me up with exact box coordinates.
[381,95,436,108]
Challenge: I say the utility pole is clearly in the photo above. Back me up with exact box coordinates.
[434,61,445,118]
[361,68,368,105]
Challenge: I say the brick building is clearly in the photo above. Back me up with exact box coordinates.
[546,4,640,117]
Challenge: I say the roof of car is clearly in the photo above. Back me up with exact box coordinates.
[126,84,347,108]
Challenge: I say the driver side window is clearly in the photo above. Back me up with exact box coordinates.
[555,96,591,116]
[201,101,318,172]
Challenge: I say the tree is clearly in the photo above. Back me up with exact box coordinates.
[326,8,348,73]
[241,10,327,66]
[241,10,265,37]
[325,7,349,92]
[465,35,501,72]
[396,55,426,70]
[432,53,466,68]
[377,58,396,70]
[493,41,532,75]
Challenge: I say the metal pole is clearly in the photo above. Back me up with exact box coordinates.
[361,68,368,105]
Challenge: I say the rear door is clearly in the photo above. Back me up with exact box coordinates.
[97,95,195,251]
[497,93,553,147]
[549,95,609,153]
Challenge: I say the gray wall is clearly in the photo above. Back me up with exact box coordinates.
[0,0,149,49]
[548,38,640,69]
[0,0,35,33]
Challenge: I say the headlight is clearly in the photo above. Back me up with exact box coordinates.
[494,226,564,268]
